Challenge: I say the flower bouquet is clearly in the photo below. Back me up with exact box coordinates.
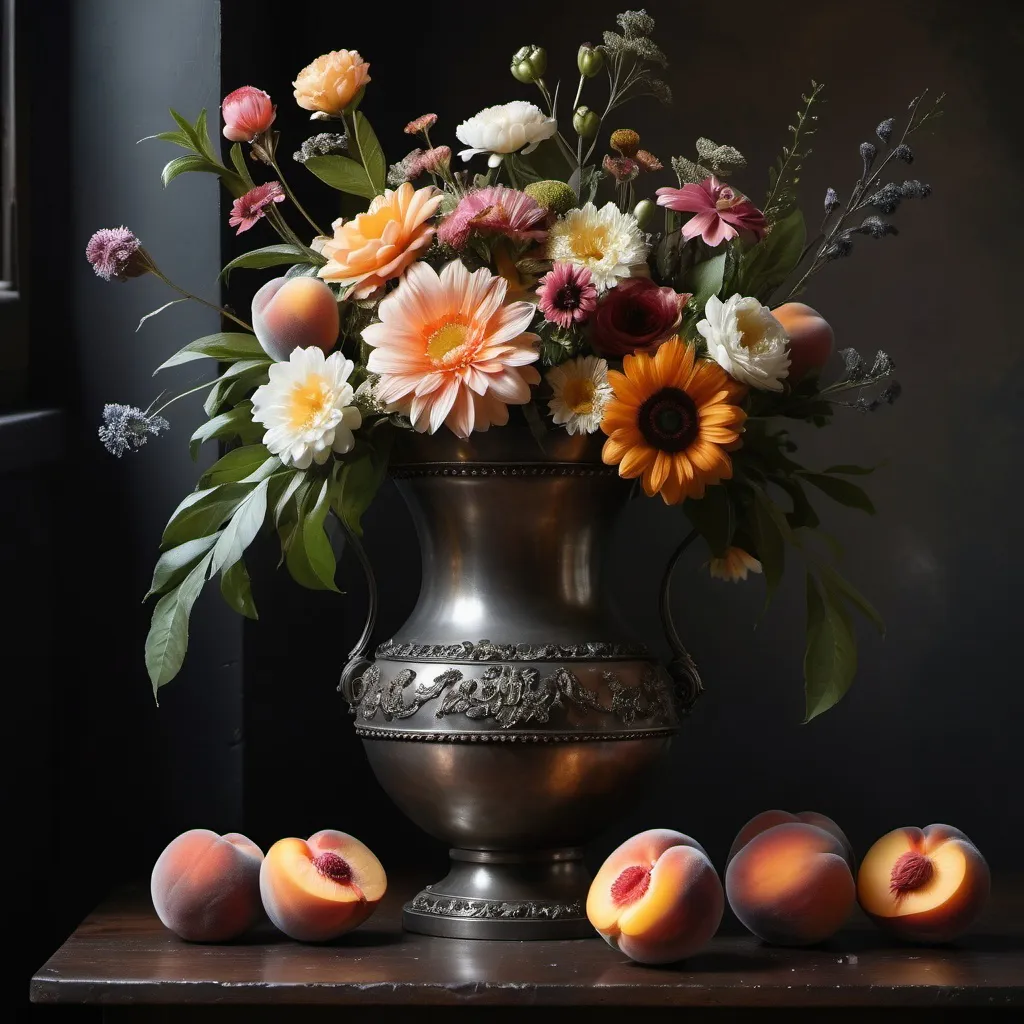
[90,8,941,725]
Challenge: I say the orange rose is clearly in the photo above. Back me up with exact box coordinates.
[318,183,443,299]
[293,50,371,116]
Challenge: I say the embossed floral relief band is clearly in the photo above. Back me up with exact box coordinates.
[374,639,652,662]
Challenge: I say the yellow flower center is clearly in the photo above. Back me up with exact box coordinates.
[736,307,768,352]
[570,223,608,262]
[562,376,596,415]
[288,374,330,429]
[427,319,470,360]
[715,188,742,211]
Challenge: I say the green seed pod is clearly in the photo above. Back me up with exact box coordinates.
[573,105,600,139]
[577,44,605,78]
[633,199,656,228]
[511,45,547,84]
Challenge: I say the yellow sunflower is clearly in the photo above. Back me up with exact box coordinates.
[600,338,746,504]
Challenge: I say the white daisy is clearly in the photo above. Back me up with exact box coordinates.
[546,355,613,435]
[696,293,791,391]
[545,202,649,292]
[251,347,362,469]
[456,101,557,168]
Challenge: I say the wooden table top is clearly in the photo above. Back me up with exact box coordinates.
[31,878,1024,1011]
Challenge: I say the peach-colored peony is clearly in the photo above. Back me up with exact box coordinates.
[318,183,442,299]
[293,50,371,116]
[363,260,540,438]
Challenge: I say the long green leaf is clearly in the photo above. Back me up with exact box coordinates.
[161,154,224,188]
[200,445,272,488]
[803,574,858,721]
[155,332,265,373]
[209,478,270,577]
[818,562,885,636]
[145,532,221,600]
[738,206,807,304]
[750,488,786,606]
[303,155,376,199]
[334,448,386,536]
[189,402,264,460]
[286,476,340,591]
[229,142,256,189]
[683,253,726,318]
[145,552,213,697]
[203,361,271,418]
[800,472,877,514]
[353,112,386,194]
[161,482,257,550]
[220,559,258,619]
[220,244,318,282]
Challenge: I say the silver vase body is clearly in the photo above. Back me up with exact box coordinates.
[341,412,698,939]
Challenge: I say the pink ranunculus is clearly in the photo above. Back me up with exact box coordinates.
[222,86,276,143]
[656,176,767,247]
[436,185,549,250]
[537,262,598,329]
[591,277,690,358]
[228,181,285,234]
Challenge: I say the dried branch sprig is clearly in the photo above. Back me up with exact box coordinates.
[763,81,825,224]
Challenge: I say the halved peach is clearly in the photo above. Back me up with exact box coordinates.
[260,830,387,942]
[587,829,723,964]
[857,825,990,942]
[728,809,854,869]
[726,821,855,945]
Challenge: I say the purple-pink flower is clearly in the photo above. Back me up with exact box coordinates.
[537,262,598,329]
[436,185,549,250]
[228,181,285,235]
[591,277,689,358]
[405,113,438,135]
[85,226,150,281]
[656,176,767,247]
[221,86,276,143]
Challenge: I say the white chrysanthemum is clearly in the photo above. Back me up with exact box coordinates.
[546,355,613,435]
[545,202,649,292]
[456,101,557,168]
[251,347,362,469]
[696,293,791,391]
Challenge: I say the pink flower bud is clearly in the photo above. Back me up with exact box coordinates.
[221,86,276,143]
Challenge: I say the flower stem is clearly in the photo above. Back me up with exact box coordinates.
[151,269,252,331]
[269,156,325,236]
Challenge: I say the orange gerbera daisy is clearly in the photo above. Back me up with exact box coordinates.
[600,338,746,504]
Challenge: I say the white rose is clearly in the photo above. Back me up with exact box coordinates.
[697,293,791,391]
[456,101,557,168]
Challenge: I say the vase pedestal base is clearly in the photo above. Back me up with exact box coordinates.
[402,847,594,939]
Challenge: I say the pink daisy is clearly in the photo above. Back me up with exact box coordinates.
[537,262,597,329]
[228,181,285,235]
[363,260,540,438]
[656,176,767,247]
[436,185,549,250]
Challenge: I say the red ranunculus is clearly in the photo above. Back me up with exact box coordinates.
[591,278,689,358]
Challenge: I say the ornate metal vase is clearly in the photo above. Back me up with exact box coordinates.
[339,410,700,939]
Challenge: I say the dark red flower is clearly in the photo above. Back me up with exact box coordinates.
[591,278,690,358]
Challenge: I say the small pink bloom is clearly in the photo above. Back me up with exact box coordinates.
[591,277,690,357]
[221,86,276,143]
[603,154,638,183]
[85,226,150,281]
[656,176,767,247]
[405,113,438,135]
[537,262,597,329]
[228,181,285,234]
[436,185,549,250]
[419,145,451,174]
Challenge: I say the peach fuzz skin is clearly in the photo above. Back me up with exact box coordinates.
[586,829,724,964]
[857,825,990,943]
[726,821,855,946]
[260,830,387,942]
[728,809,855,870]
[151,829,264,942]
[252,275,340,362]
[772,302,834,382]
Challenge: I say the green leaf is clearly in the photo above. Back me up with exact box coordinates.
[169,108,203,150]
[683,253,726,316]
[303,155,377,200]
[803,574,858,721]
[333,448,386,536]
[145,552,213,697]
[273,471,307,528]
[161,154,225,188]
[194,108,215,161]
[750,488,786,606]
[220,244,320,282]
[682,482,734,557]
[161,482,257,550]
[737,207,807,304]
[822,464,876,476]
[136,298,188,332]
[353,112,386,194]
[209,478,270,577]
[800,472,876,514]
[220,559,258,619]
[817,562,885,636]
[145,532,221,600]
[286,476,340,591]
[189,402,264,460]
[229,142,256,189]
[203,360,271,418]
[199,445,273,488]
[155,332,265,373]
[139,129,192,148]
[775,476,820,530]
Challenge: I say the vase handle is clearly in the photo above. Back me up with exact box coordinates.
[336,519,378,708]
[658,531,704,714]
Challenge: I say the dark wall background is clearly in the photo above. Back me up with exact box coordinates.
[7,0,1023,1017]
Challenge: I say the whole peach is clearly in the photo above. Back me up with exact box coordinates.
[726,821,855,945]
[772,302,834,382]
[260,830,387,942]
[151,829,264,942]
[252,275,340,361]
[728,809,855,870]
[587,829,724,964]
[858,824,990,943]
